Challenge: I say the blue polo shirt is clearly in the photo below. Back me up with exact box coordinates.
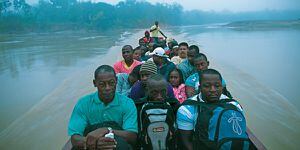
[68,92,138,136]
[178,59,197,80]
[116,73,131,96]
[185,73,227,92]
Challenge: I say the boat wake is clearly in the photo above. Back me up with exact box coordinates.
[0,30,144,150]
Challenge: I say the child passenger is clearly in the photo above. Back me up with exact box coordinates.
[167,68,187,104]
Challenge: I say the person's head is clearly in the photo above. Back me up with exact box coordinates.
[167,68,184,88]
[151,47,168,66]
[194,53,209,72]
[158,39,167,48]
[122,45,134,62]
[93,65,117,104]
[145,31,150,38]
[168,39,177,50]
[133,46,142,61]
[187,45,200,65]
[148,43,154,52]
[146,74,168,102]
[128,64,142,86]
[199,69,223,103]
[166,38,174,48]
[139,61,157,87]
[172,45,179,56]
[140,45,148,56]
[155,21,159,26]
[139,38,146,46]
[178,42,189,59]
[189,45,200,53]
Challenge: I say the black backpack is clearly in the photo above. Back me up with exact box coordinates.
[181,97,255,150]
[136,98,178,150]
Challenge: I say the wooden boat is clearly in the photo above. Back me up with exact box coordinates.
[62,37,266,150]
[62,127,266,150]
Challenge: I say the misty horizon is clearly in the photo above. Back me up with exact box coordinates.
[24,0,300,12]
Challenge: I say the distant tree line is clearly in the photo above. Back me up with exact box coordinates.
[0,0,299,32]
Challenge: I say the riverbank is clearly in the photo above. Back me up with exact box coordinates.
[224,19,300,30]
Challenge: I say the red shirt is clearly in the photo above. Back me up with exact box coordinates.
[113,60,142,74]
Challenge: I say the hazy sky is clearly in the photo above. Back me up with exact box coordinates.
[26,0,300,12]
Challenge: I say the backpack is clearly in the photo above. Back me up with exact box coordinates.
[137,99,177,150]
[181,97,255,150]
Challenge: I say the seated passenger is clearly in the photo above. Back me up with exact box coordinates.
[116,64,141,96]
[167,68,187,104]
[113,45,142,74]
[150,47,176,79]
[129,61,175,101]
[140,45,150,62]
[136,74,178,150]
[185,53,228,98]
[143,30,153,45]
[177,69,247,150]
[169,44,179,59]
[171,42,188,65]
[68,65,137,149]
[133,46,142,62]
[178,45,200,80]
[144,42,155,58]
[139,38,146,47]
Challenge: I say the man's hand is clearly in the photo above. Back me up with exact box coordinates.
[97,137,117,150]
[87,128,109,138]
[86,135,97,150]
[71,135,87,150]
[86,128,109,150]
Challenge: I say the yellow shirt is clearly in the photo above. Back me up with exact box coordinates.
[150,25,160,37]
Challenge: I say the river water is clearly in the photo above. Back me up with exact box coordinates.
[0,23,299,149]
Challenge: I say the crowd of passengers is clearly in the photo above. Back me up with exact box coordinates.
[68,21,250,150]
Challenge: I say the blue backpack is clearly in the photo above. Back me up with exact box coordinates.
[182,97,255,150]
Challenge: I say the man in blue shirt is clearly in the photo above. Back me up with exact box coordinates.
[178,45,200,80]
[68,65,138,149]
[177,69,242,150]
[185,53,228,98]
[116,64,141,96]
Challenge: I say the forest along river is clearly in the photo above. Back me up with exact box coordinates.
[0,23,299,150]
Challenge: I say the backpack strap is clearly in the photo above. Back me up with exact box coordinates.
[181,99,201,106]
[180,95,203,106]
[194,96,219,149]
[219,98,238,103]
[219,98,243,111]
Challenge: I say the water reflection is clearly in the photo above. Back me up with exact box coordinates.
[177,24,300,149]
[0,30,126,130]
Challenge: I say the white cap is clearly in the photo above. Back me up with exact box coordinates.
[149,47,169,58]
